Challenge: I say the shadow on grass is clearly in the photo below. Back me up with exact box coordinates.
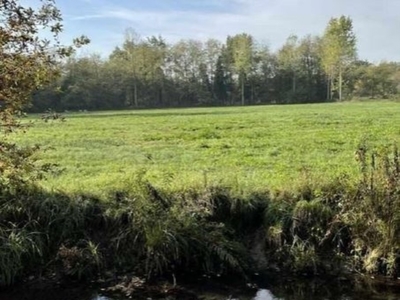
[67,110,251,119]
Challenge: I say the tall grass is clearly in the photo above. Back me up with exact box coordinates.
[342,145,400,276]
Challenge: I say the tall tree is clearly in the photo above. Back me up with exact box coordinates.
[213,55,228,104]
[146,36,167,105]
[278,35,301,98]
[297,35,325,102]
[252,46,277,103]
[227,34,254,105]
[110,29,142,107]
[166,39,211,106]
[321,16,357,101]
[204,39,222,100]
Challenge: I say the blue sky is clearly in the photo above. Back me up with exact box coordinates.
[54,0,400,62]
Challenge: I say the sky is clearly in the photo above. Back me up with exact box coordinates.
[52,0,400,62]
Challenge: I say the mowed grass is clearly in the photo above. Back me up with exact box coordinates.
[12,101,400,196]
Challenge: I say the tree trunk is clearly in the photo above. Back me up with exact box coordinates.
[134,80,138,108]
[338,68,343,101]
[326,76,330,101]
[126,87,132,107]
[292,73,296,94]
[241,76,245,106]
[158,87,163,106]
[251,80,254,104]
[158,79,165,107]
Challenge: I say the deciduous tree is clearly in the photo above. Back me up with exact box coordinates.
[321,16,357,101]
[227,33,254,105]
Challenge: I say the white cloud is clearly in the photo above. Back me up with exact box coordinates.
[71,14,106,21]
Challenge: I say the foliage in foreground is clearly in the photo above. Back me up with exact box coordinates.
[0,0,88,191]
[1,146,400,286]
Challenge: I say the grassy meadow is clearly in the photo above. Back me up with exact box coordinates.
[12,101,400,196]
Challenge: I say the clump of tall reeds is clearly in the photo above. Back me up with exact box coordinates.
[340,144,400,277]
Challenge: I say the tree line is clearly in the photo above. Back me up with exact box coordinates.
[31,16,400,112]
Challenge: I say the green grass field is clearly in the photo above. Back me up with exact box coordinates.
[13,101,400,196]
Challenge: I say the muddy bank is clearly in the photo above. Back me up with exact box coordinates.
[2,275,400,300]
